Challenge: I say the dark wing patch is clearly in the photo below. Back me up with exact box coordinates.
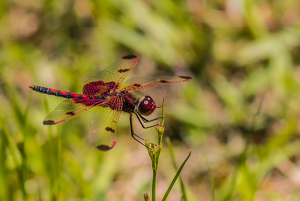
[122,54,137,59]
[66,112,75,116]
[179,76,192,81]
[96,140,116,151]
[160,80,169,83]
[118,68,130,73]
[97,145,112,151]
[105,127,115,133]
[43,120,56,125]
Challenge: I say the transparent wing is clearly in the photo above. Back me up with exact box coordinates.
[90,97,123,151]
[82,55,139,95]
[43,98,108,125]
[120,76,192,92]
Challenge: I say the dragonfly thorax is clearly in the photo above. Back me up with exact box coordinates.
[138,96,156,116]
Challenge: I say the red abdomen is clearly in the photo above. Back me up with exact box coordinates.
[29,85,107,102]
[29,85,81,99]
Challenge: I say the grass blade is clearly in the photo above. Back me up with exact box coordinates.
[0,115,22,167]
[222,93,265,200]
[162,151,192,201]
[205,157,215,201]
[166,137,188,201]
[0,127,7,201]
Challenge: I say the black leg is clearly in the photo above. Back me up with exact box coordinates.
[156,104,163,108]
[137,113,164,123]
[129,113,157,148]
[134,113,159,129]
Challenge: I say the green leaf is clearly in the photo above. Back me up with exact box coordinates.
[162,151,192,201]
[166,138,188,201]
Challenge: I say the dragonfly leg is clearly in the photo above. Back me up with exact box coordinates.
[130,113,157,148]
[134,113,159,129]
[137,113,164,123]
[156,104,163,108]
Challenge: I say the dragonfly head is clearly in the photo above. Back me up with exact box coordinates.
[138,96,156,116]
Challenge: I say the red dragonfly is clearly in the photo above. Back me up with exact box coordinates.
[29,55,191,151]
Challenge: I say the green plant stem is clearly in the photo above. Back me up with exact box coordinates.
[152,169,157,201]
[152,130,163,201]
[149,100,165,201]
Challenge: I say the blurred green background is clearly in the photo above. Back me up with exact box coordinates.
[1,0,300,200]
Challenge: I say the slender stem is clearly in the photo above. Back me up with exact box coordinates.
[152,169,157,201]
[149,100,165,201]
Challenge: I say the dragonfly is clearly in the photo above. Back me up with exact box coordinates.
[29,55,192,151]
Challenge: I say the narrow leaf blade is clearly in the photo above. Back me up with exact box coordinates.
[162,151,192,201]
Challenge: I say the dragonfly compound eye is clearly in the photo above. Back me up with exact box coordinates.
[138,96,156,116]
